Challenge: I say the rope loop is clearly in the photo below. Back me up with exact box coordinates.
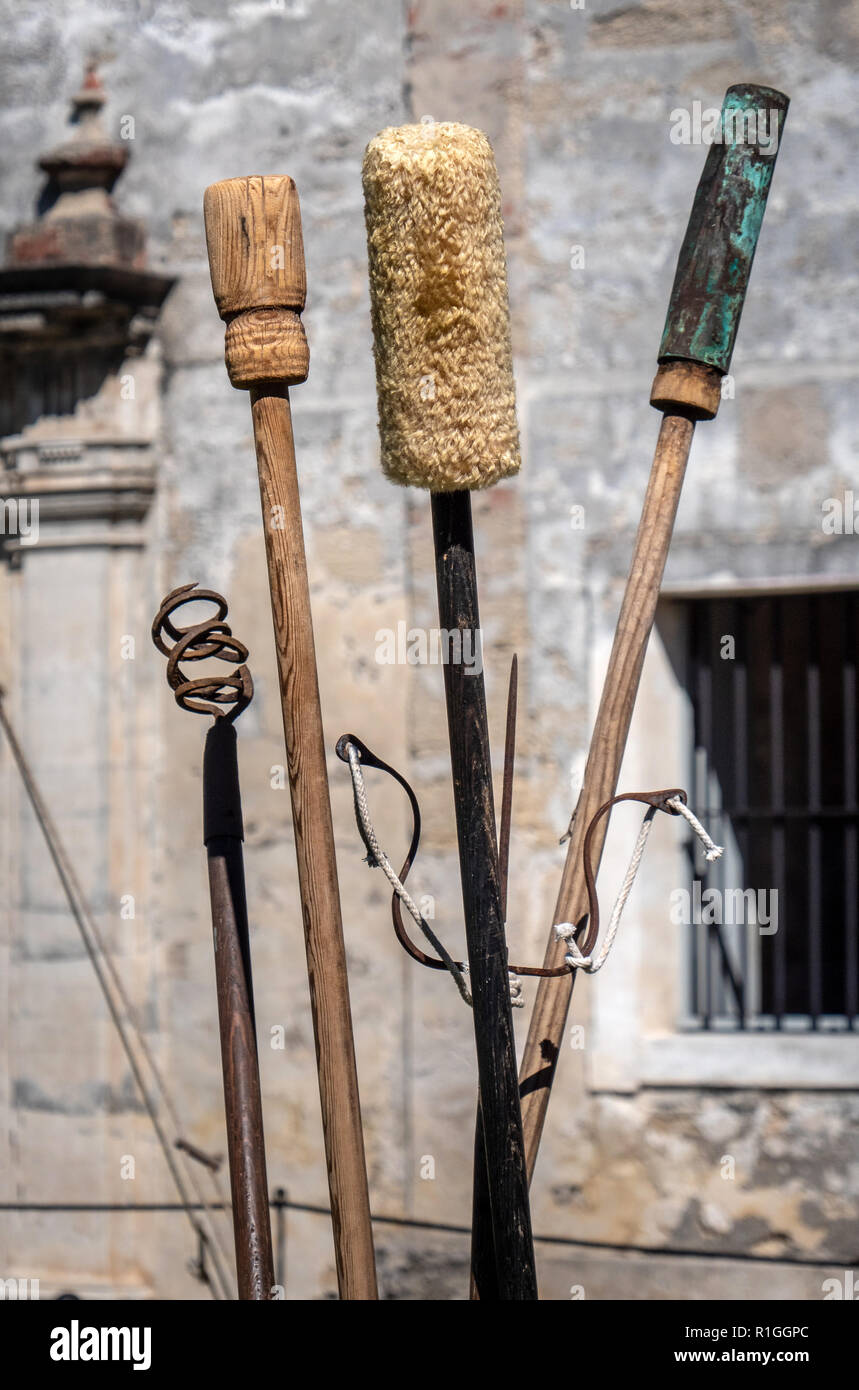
[337,735,527,1008]
[555,789,723,974]
[340,737,474,1006]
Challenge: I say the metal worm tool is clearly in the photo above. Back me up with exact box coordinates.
[363,123,537,1300]
[152,583,274,1300]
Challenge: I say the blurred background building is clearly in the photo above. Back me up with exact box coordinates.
[0,0,856,1299]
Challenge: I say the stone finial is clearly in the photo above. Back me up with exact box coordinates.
[6,61,144,270]
[37,59,128,194]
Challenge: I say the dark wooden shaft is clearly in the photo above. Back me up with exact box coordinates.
[204,717,274,1300]
[469,1114,497,1298]
[471,655,518,1300]
[430,490,537,1301]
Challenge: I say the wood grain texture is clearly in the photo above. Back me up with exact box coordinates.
[204,176,309,389]
[204,176,306,318]
[650,360,722,420]
[224,308,309,390]
[206,848,274,1299]
[518,412,696,1177]
[250,386,377,1300]
[431,491,537,1301]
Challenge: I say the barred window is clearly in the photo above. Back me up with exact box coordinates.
[678,591,858,1031]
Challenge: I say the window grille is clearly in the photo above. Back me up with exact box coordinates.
[680,592,858,1031]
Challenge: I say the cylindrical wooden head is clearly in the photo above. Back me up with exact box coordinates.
[203,175,309,390]
[363,122,521,492]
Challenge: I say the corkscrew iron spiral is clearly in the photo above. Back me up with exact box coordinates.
[151,583,253,721]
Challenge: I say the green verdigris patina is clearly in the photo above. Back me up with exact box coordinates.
[659,84,789,375]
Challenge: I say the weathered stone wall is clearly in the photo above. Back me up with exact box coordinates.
[0,0,856,1299]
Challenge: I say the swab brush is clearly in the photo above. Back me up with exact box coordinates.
[363,122,537,1300]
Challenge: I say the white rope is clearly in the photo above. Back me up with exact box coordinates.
[343,742,525,1008]
[344,742,475,1005]
[666,795,724,862]
[554,796,724,975]
[554,807,656,973]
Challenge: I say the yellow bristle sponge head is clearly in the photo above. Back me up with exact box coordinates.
[362,122,521,492]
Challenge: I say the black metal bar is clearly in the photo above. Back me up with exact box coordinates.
[685,603,699,1019]
[709,602,726,1019]
[734,597,750,1022]
[746,598,772,1019]
[821,592,849,1016]
[204,717,275,1300]
[845,616,858,1019]
[782,595,807,1020]
[697,806,859,821]
[696,602,713,1022]
[770,599,786,1019]
[808,614,823,1022]
[713,599,746,1019]
[430,491,537,1302]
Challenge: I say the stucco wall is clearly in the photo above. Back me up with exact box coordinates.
[0,0,856,1299]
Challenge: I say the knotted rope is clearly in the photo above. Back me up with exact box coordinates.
[554,794,723,973]
[667,795,724,863]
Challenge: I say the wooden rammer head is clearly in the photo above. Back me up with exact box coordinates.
[203,175,309,390]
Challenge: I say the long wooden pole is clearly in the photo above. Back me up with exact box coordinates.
[518,413,696,1170]
[518,83,789,1179]
[251,386,377,1297]
[204,176,377,1299]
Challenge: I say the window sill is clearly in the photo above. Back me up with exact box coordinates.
[638,1032,859,1089]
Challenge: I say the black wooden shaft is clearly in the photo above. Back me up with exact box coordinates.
[470,1110,498,1298]
[430,490,537,1301]
[471,654,519,1300]
[203,718,275,1301]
